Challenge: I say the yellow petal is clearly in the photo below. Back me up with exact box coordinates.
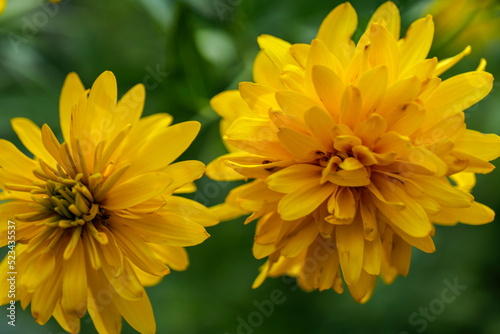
[225,158,294,180]
[304,106,335,149]
[266,164,323,193]
[41,124,66,169]
[449,172,476,193]
[277,127,325,160]
[347,269,376,303]
[435,45,471,76]
[336,215,364,286]
[424,72,493,124]
[355,65,388,114]
[405,146,448,177]
[61,239,87,317]
[385,102,424,136]
[163,160,205,193]
[339,85,362,129]
[476,58,487,72]
[31,256,63,325]
[391,233,411,276]
[114,212,209,247]
[398,15,434,73]
[102,172,171,210]
[53,303,81,334]
[410,175,473,208]
[275,90,321,124]
[381,218,435,253]
[239,82,279,115]
[366,23,400,82]
[10,118,57,165]
[209,201,247,222]
[257,34,298,71]
[373,131,411,154]
[371,175,432,237]
[339,157,364,170]
[311,64,344,120]
[363,237,382,275]
[253,51,287,90]
[85,71,118,142]
[253,242,277,260]
[289,43,310,68]
[99,226,124,276]
[280,217,318,258]
[334,134,361,152]
[225,117,291,159]
[112,287,156,334]
[238,181,283,212]
[368,1,400,39]
[123,113,173,154]
[316,2,357,65]
[59,72,85,143]
[205,152,246,181]
[20,250,55,292]
[0,139,37,178]
[324,166,371,187]
[454,129,500,161]
[87,269,123,334]
[113,83,145,133]
[254,212,281,245]
[353,113,387,148]
[111,224,169,276]
[211,90,251,120]
[433,201,494,226]
[278,183,335,220]
[331,187,356,222]
[149,243,190,271]
[377,75,421,116]
[452,151,495,174]
[162,196,218,227]
[352,145,378,166]
[140,121,201,174]
[280,64,305,92]
[359,193,378,240]
[401,57,437,80]
[317,247,341,291]
[101,258,144,301]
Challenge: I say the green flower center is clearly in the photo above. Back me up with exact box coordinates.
[8,159,109,229]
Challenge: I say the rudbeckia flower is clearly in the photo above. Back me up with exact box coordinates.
[0,71,216,333]
[207,1,500,302]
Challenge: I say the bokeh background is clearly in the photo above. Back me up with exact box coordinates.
[0,0,499,333]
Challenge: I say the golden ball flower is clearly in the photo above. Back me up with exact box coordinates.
[207,1,500,302]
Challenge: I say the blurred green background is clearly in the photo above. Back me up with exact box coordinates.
[0,0,499,333]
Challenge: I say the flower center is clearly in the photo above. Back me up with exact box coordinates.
[42,176,103,228]
[8,159,108,229]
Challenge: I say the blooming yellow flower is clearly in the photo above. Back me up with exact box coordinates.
[425,0,500,53]
[207,1,500,302]
[0,71,216,333]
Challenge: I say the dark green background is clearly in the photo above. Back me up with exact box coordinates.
[0,0,499,333]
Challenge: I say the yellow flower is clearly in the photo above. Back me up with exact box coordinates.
[0,71,216,333]
[207,1,500,303]
[425,0,500,53]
